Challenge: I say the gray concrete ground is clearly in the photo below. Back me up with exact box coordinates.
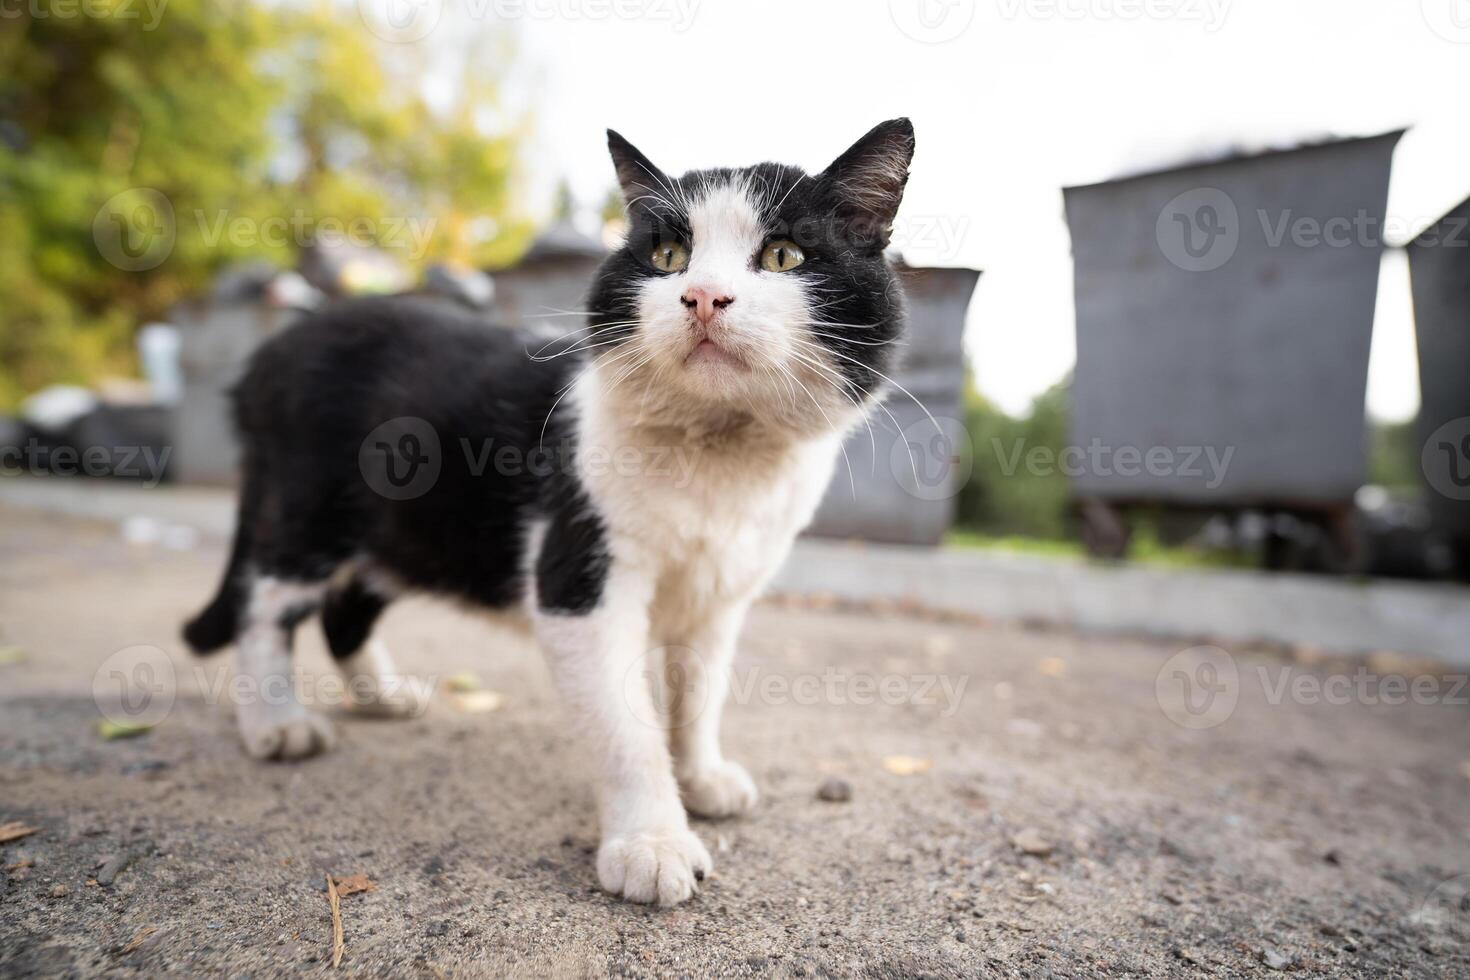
[3,501,1470,978]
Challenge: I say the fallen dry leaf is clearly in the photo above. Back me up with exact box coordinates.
[452,690,504,714]
[1038,657,1067,678]
[0,822,39,844]
[120,926,156,954]
[881,755,933,776]
[331,873,376,898]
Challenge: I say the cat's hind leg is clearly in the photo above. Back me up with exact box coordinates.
[233,575,336,760]
[322,572,429,718]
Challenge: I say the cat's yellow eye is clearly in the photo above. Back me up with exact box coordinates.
[651,241,690,273]
[760,240,805,273]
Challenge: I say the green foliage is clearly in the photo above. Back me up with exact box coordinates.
[1366,416,1419,490]
[0,0,532,408]
[955,378,1073,539]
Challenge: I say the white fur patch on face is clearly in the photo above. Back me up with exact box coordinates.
[620,177,853,431]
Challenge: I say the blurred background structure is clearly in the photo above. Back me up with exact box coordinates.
[2,0,1470,584]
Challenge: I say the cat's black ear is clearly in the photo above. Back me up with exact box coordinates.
[817,118,915,248]
[607,129,674,215]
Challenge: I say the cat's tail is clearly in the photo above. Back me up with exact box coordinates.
[182,471,259,655]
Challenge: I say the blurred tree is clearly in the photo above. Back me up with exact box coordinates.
[0,0,532,408]
[1366,416,1419,490]
[955,378,1072,539]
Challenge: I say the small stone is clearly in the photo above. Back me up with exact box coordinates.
[49,884,69,898]
[1260,947,1293,970]
[1322,849,1342,866]
[816,778,852,803]
[121,759,171,776]
[96,851,132,887]
[1011,828,1053,857]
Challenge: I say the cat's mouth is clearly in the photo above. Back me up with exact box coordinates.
[684,337,747,371]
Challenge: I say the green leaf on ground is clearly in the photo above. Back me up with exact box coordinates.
[445,672,482,693]
[97,720,153,740]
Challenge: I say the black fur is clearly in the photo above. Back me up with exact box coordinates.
[182,295,592,654]
[321,578,388,659]
[184,121,914,654]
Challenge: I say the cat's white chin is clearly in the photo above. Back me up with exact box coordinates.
[683,338,747,371]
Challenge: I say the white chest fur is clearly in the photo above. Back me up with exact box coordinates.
[572,372,843,630]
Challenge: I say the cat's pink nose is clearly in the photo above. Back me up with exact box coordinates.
[680,287,734,325]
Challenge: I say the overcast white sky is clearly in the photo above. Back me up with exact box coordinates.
[467,0,1470,421]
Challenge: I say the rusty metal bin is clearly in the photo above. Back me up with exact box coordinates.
[1408,195,1470,564]
[804,263,979,547]
[1062,132,1402,562]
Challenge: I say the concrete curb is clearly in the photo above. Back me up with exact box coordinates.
[5,477,1468,667]
[774,539,1470,666]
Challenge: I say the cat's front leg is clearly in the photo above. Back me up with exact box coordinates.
[667,601,759,819]
[534,557,711,907]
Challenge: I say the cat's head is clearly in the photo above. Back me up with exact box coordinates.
[584,119,914,434]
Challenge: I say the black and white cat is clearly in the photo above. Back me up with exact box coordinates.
[184,119,915,906]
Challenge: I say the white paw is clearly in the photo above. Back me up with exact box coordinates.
[238,708,335,761]
[679,760,758,819]
[340,642,431,719]
[597,826,712,907]
[344,676,431,718]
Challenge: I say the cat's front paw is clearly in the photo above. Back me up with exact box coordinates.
[679,760,758,819]
[597,825,712,907]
